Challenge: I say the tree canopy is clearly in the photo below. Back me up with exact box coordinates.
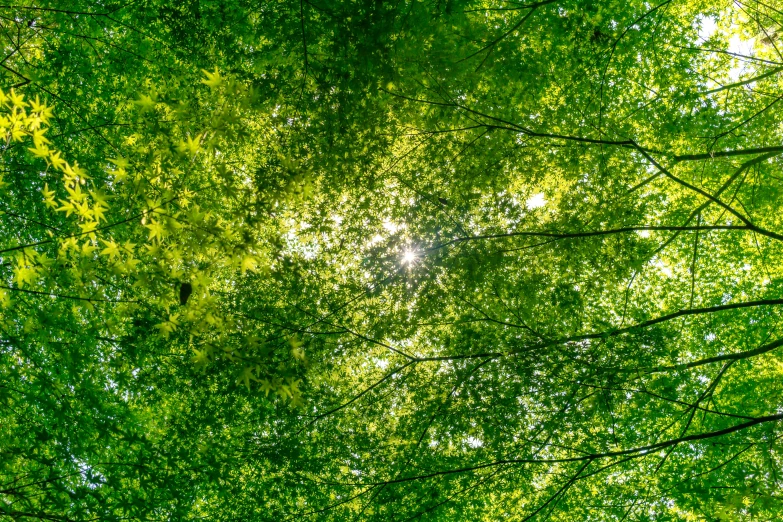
[2,0,783,520]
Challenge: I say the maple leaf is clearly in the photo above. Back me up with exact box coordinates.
[81,241,97,257]
[112,167,128,183]
[78,221,98,237]
[36,253,54,268]
[9,89,27,108]
[13,266,39,287]
[134,93,157,112]
[41,184,56,208]
[28,144,49,158]
[60,237,79,253]
[192,348,210,372]
[31,128,50,148]
[145,220,166,241]
[48,151,67,171]
[65,182,86,202]
[193,271,211,289]
[56,200,76,217]
[65,162,89,182]
[289,336,305,361]
[108,157,130,169]
[259,379,274,397]
[29,96,53,121]
[100,240,120,259]
[291,346,305,362]
[236,366,257,390]
[155,321,176,338]
[92,203,108,222]
[240,255,258,274]
[177,134,202,156]
[89,188,110,207]
[275,384,292,400]
[123,257,140,272]
[74,200,92,219]
[286,377,302,393]
[9,125,25,142]
[201,68,223,88]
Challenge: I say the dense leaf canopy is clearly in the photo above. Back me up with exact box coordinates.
[1,0,783,520]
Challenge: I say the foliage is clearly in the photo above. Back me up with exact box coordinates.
[2,0,783,520]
